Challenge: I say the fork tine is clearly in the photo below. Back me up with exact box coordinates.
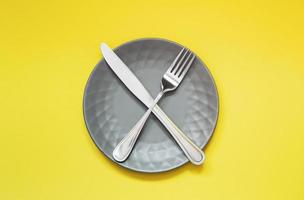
[175,52,193,77]
[171,49,189,74]
[178,54,195,79]
[167,48,185,73]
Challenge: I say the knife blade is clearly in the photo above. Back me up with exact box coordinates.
[100,43,154,107]
[100,43,205,165]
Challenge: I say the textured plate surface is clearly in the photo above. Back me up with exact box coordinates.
[83,38,218,173]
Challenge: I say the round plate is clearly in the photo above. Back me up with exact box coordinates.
[83,38,219,173]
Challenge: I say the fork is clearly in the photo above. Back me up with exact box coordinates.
[113,48,205,164]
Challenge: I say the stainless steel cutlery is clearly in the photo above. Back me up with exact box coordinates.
[100,43,205,165]
[113,47,197,162]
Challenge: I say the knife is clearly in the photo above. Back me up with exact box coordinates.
[100,43,205,165]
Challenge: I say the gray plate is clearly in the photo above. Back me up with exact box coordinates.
[83,38,219,173]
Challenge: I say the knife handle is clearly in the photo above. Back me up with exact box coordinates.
[113,109,151,162]
[113,92,164,162]
[152,105,205,165]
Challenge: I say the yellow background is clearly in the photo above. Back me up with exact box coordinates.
[1,0,304,199]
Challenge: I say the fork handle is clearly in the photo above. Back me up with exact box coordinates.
[152,105,205,165]
[113,91,164,162]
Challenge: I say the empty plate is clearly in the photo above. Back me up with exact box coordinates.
[83,38,218,173]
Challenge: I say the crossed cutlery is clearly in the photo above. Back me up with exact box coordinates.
[100,43,205,165]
